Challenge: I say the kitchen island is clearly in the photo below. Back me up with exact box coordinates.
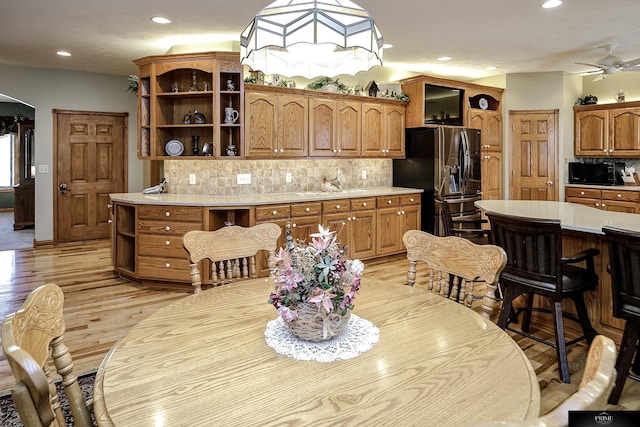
[476,199,640,335]
[110,187,422,288]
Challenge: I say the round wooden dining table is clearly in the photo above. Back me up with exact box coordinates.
[93,278,540,426]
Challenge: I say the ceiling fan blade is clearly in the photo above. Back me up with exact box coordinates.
[576,62,606,70]
[621,57,640,69]
[592,74,606,82]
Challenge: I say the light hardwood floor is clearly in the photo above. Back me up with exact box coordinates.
[0,241,638,416]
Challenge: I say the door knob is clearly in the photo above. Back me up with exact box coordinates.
[59,183,68,194]
[546,181,553,185]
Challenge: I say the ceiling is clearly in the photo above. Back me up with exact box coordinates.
[1,0,640,83]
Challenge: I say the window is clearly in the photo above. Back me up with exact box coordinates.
[0,133,15,187]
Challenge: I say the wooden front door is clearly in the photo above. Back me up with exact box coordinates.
[54,110,127,243]
[509,110,558,201]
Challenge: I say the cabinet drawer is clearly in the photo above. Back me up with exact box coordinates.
[138,220,202,235]
[601,189,639,202]
[565,188,601,199]
[322,200,350,213]
[400,194,421,206]
[138,235,190,258]
[350,197,376,211]
[138,205,203,222]
[377,196,400,208]
[138,256,192,282]
[291,202,322,217]
[255,204,291,221]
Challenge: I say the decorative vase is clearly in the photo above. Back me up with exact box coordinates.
[285,302,351,342]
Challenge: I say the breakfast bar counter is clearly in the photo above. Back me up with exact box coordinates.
[476,200,640,334]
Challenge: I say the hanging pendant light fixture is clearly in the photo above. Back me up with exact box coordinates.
[240,0,384,78]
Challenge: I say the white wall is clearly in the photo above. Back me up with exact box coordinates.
[0,64,140,242]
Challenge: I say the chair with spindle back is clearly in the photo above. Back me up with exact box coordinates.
[486,212,600,383]
[403,229,507,320]
[2,283,93,427]
[603,226,640,404]
[183,223,282,293]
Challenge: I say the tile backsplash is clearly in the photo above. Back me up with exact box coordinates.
[164,159,393,195]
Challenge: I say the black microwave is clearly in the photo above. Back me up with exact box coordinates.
[568,162,625,185]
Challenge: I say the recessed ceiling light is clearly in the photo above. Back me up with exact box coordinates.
[151,16,171,24]
[541,0,563,8]
[57,51,71,57]
[485,66,497,71]
[437,56,452,61]
[382,43,393,49]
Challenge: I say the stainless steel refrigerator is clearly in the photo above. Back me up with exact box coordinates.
[392,126,482,234]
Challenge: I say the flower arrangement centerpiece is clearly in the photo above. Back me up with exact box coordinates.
[269,225,364,342]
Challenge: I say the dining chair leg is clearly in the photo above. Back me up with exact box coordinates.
[407,260,417,286]
[572,294,598,345]
[497,288,518,329]
[521,293,535,332]
[608,321,640,404]
[553,300,571,383]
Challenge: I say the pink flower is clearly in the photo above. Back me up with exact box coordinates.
[310,235,331,252]
[278,306,298,322]
[276,267,302,291]
[273,247,291,267]
[308,288,337,313]
[349,259,365,277]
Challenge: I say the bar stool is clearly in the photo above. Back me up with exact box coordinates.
[603,226,640,404]
[487,212,600,383]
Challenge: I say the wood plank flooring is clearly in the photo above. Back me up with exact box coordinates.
[0,241,638,417]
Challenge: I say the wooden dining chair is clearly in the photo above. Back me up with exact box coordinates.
[1,283,93,427]
[403,229,507,320]
[471,335,617,427]
[435,197,490,244]
[487,212,600,384]
[603,226,640,404]
[183,222,282,293]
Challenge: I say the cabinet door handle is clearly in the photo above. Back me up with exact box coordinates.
[108,219,113,224]
[165,240,170,246]
[352,215,356,220]
[602,203,606,208]
[279,148,284,153]
[397,211,402,215]
[292,223,297,228]
[107,203,113,208]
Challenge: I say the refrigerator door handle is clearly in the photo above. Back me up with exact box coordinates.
[460,130,471,195]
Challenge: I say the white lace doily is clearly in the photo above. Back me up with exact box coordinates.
[264,314,380,362]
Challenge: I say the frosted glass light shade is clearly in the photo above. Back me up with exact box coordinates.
[240,0,383,78]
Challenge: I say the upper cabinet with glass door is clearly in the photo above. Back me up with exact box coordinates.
[133,52,243,160]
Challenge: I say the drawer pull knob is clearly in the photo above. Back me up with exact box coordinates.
[397,211,402,215]
[165,240,170,246]
[580,191,585,195]
[272,210,277,215]
[166,226,171,231]
[108,219,113,224]
[363,202,367,207]
[352,215,356,220]
[305,207,310,212]
[410,198,414,202]
[165,263,170,268]
[336,205,341,209]
[617,194,622,198]
[387,200,392,204]
[107,203,113,208]
[165,212,171,217]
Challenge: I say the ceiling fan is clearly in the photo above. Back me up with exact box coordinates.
[576,44,640,80]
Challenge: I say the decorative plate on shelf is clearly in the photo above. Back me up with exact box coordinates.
[165,139,184,156]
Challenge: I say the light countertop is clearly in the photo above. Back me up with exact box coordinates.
[110,186,423,207]
[476,200,640,235]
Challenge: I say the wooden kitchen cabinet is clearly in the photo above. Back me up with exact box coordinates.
[362,103,405,158]
[133,51,242,159]
[309,98,361,157]
[565,187,639,213]
[481,151,502,201]
[376,194,421,256]
[245,91,308,158]
[469,109,502,200]
[574,101,640,157]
